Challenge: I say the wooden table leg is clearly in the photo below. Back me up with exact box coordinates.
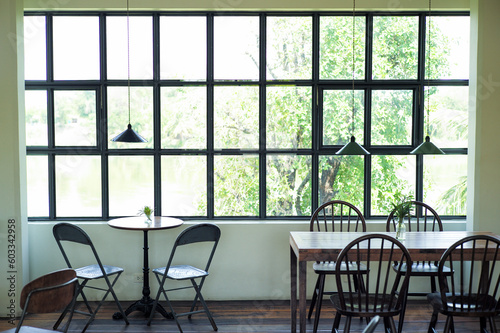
[299,260,307,333]
[291,247,297,333]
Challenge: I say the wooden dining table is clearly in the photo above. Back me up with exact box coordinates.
[289,230,499,333]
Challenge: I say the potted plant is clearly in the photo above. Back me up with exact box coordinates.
[138,205,154,223]
[391,192,413,240]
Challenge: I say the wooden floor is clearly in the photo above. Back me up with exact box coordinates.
[1,299,498,333]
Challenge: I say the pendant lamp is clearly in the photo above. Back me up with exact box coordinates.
[336,0,369,155]
[410,0,443,155]
[111,0,147,143]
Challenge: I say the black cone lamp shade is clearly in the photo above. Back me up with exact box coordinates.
[410,135,444,154]
[336,136,370,155]
[111,123,147,143]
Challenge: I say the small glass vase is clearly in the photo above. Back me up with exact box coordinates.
[395,220,406,240]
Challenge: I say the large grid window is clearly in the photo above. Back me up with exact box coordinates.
[24,12,469,220]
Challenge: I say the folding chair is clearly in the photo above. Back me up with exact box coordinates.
[147,223,221,333]
[1,269,78,333]
[52,223,129,333]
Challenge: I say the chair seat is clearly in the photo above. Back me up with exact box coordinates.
[154,265,208,280]
[427,292,499,315]
[393,262,452,276]
[331,293,401,316]
[313,261,368,274]
[76,264,123,279]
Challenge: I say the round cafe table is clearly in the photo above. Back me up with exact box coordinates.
[108,216,183,319]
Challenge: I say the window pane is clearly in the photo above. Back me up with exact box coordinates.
[53,16,99,80]
[320,16,365,80]
[424,155,467,216]
[323,90,365,146]
[25,90,47,146]
[372,90,413,145]
[161,86,206,149]
[27,156,48,217]
[161,156,206,216]
[214,86,259,149]
[109,156,154,216]
[267,86,312,149]
[318,155,364,210]
[267,16,312,80]
[372,16,418,80]
[107,16,153,80]
[214,16,259,81]
[56,155,101,217]
[108,87,153,149]
[267,154,311,216]
[54,90,96,146]
[214,155,259,216]
[24,16,46,80]
[426,16,470,80]
[371,155,416,216]
[426,86,468,148]
[160,16,206,81]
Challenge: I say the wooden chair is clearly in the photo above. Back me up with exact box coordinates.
[330,233,413,333]
[147,223,221,333]
[386,201,452,332]
[2,269,78,333]
[308,200,367,333]
[427,235,500,333]
[52,223,129,333]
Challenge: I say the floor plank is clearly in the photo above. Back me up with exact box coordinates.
[1,299,498,332]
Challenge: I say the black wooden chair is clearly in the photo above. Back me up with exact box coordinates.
[52,223,129,333]
[427,234,500,333]
[308,200,367,333]
[147,223,221,333]
[330,233,412,333]
[386,200,453,332]
[1,269,78,333]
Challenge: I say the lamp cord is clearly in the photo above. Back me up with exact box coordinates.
[127,0,131,125]
[351,0,356,135]
[426,0,431,137]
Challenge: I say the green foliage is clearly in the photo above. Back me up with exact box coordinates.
[138,205,154,220]
[391,192,414,220]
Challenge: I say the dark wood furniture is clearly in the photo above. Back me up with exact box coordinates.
[427,234,500,333]
[107,216,183,319]
[290,230,498,333]
[330,233,412,333]
[308,200,366,333]
[2,269,78,333]
[386,201,453,332]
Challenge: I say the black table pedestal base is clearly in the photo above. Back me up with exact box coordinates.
[113,296,173,320]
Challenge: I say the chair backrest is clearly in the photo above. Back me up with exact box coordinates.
[53,222,104,270]
[167,223,221,272]
[386,201,443,233]
[310,200,366,232]
[20,269,77,314]
[437,235,500,314]
[335,234,413,315]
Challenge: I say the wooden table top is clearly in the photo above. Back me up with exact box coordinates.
[290,231,499,262]
[108,216,183,231]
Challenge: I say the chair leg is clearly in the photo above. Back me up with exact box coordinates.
[488,315,498,333]
[428,309,439,333]
[430,276,437,293]
[308,275,321,320]
[480,317,487,333]
[103,273,129,324]
[332,312,342,333]
[54,281,88,330]
[398,289,408,333]
[344,316,352,333]
[191,279,218,331]
[385,316,397,333]
[443,315,453,333]
[313,274,326,333]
